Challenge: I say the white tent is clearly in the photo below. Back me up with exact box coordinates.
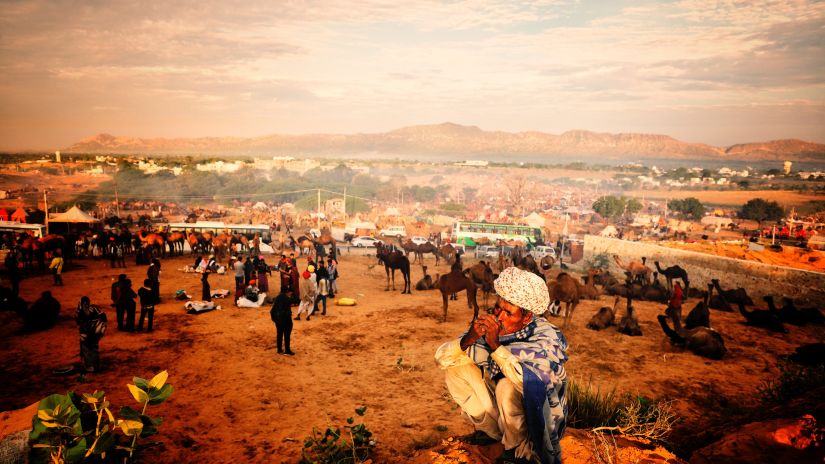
[252,202,268,210]
[600,225,618,237]
[522,212,546,228]
[49,206,99,223]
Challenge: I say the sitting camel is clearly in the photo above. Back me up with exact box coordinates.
[613,255,652,285]
[434,268,479,322]
[415,266,436,291]
[709,278,753,312]
[684,284,712,330]
[617,291,642,336]
[547,273,579,328]
[763,295,805,327]
[736,300,786,333]
[586,296,620,331]
[658,306,726,360]
[579,269,601,300]
[781,298,825,326]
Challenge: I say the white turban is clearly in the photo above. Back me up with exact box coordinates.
[493,267,550,315]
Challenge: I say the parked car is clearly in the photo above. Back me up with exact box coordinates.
[475,245,500,259]
[529,245,557,260]
[410,236,430,246]
[379,225,407,238]
[350,236,381,248]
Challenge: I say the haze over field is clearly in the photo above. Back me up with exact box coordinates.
[1,1,824,151]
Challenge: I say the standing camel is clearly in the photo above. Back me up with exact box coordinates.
[137,230,165,257]
[654,261,690,296]
[465,261,496,308]
[434,267,479,322]
[376,244,412,294]
[547,272,579,328]
[416,242,440,265]
[612,255,652,285]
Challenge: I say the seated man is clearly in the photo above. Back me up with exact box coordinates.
[435,267,569,464]
[244,279,260,302]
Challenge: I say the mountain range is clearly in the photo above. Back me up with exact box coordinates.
[65,123,825,162]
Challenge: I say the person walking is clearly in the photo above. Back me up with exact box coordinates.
[256,256,270,293]
[137,279,155,332]
[49,249,64,286]
[76,296,107,373]
[147,258,161,304]
[201,270,212,301]
[232,256,245,305]
[270,288,295,355]
[435,267,569,464]
[116,278,137,332]
[4,249,21,297]
[295,265,317,321]
[327,258,338,298]
[315,261,329,316]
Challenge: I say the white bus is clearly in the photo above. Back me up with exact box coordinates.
[166,222,273,243]
[0,221,47,238]
[451,221,542,246]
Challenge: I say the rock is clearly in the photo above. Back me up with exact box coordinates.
[690,415,824,464]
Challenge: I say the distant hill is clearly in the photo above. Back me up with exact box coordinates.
[65,123,825,161]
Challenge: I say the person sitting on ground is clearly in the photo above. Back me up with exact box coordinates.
[24,290,61,331]
[244,279,260,302]
[435,267,569,464]
[206,255,218,272]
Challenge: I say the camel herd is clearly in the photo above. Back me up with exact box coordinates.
[371,241,823,362]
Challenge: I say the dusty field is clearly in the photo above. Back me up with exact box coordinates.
[0,169,111,210]
[1,252,822,463]
[624,189,823,208]
[664,241,825,272]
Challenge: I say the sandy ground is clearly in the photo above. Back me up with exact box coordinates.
[663,241,825,272]
[1,252,822,463]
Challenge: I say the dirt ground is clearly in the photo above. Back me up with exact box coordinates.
[624,189,823,208]
[1,252,822,463]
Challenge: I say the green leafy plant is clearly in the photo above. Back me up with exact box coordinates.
[584,252,610,271]
[29,371,173,464]
[301,406,375,464]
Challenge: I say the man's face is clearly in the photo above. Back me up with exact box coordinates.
[494,297,533,335]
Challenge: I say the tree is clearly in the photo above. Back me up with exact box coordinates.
[505,174,528,216]
[592,195,626,219]
[739,198,784,227]
[625,198,643,215]
[668,197,705,221]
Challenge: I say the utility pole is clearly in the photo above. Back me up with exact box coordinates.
[343,186,348,223]
[114,165,120,217]
[43,191,49,235]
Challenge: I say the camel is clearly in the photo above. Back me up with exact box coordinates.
[138,230,166,257]
[612,255,652,285]
[658,307,727,360]
[685,284,711,330]
[580,269,601,300]
[438,244,457,266]
[290,235,315,256]
[547,273,579,328]
[186,230,204,254]
[494,254,511,273]
[617,292,642,336]
[586,296,620,331]
[434,268,479,322]
[781,299,825,326]
[415,266,436,291]
[465,261,496,308]
[654,261,690,296]
[710,279,753,312]
[735,300,786,333]
[787,343,825,367]
[230,233,249,254]
[211,232,230,260]
[313,230,338,259]
[639,272,668,303]
[540,255,555,271]
[764,295,806,327]
[167,231,186,256]
[416,242,440,265]
[400,239,419,262]
[376,244,412,294]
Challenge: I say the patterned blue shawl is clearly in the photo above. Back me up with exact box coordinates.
[467,318,569,464]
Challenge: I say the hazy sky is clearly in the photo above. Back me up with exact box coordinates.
[1,0,823,150]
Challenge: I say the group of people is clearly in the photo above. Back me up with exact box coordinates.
[109,259,161,332]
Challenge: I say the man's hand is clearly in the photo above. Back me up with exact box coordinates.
[478,315,502,350]
[459,317,488,350]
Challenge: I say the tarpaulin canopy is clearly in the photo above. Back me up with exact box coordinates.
[49,206,100,223]
[0,209,8,221]
[11,208,28,223]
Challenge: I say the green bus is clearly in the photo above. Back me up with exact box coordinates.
[450,221,542,246]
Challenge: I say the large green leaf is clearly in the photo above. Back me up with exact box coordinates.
[132,376,149,391]
[127,384,149,404]
[148,384,173,405]
[148,371,169,389]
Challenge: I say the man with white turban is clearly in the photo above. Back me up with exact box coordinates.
[435,267,569,464]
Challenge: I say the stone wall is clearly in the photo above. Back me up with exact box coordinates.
[582,235,825,304]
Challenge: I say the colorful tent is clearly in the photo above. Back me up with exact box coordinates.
[0,209,8,221]
[11,208,28,223]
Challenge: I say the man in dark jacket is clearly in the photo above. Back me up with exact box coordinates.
[147,258,161,304]
[138,278,155,331]
[76,296,107,372]
[270,288,295,356]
